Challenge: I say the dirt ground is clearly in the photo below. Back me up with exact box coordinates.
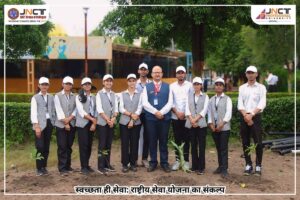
[1,142,299,200]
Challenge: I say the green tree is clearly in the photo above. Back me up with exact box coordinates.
[96,0,254,76]
[0,0,54,59]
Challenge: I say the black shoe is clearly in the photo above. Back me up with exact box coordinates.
[105,165,116,172]
[254,166,262,176]
[36,169,44,176]
[243,165,253,176]
[122,166,129,173]
[197,170,205,175]
[97,168,108,175]
[41,168,49,176]
[60,170,69,176]
[221,171,228,178]
[162,165,171,173]
[147,165,156,172]
[87,166,95,173]
[213,167,221,174]
[130,165,137,172]
[80,168,89,175]
[66,167,74,173]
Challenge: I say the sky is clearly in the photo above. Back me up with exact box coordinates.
[44,0,115,36]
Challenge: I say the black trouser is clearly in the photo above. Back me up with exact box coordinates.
[56,125,76,172]
[97,124,114,169]
[120,124,141,167]
[212,130,230,172]
[140,113,149,160]
[35,119,53,170]
[240,114,263,166]
[172,119,190,161]
[268,85,277,93]
[77,122,94,169]
[190,127,207,171]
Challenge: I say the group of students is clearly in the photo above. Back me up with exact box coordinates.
[31,63,266,179]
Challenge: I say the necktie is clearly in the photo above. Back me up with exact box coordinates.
[154,83,160,95]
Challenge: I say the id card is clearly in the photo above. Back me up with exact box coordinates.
[154,98,158,105]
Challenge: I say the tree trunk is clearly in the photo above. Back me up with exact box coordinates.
[191,22,205,76]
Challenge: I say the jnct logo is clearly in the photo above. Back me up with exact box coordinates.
[256,8,292,20]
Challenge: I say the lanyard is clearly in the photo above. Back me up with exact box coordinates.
[105,93,113,118]
[41,95,48,112]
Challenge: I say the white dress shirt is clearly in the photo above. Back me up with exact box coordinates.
[76,93,95,118]
[266,74,278,85]
[96,88,119,115]
[54,90,77,120]
[119,89,143,115]
[207,93,233,124]
[185,91,209,118]
[136,78,151,93]
[31,92,50,124]
[142,81,173,115]
[170,80,193,120]
[238,82,267,113]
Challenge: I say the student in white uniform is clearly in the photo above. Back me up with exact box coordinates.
[96,74,118,174]
[119,74,143,173]
[207,78,232,178]
[54,76,77,176]
[238,66,266,176]
[75,77,97,175]
[185,77,209,175]
[170,66,192,171]
[31,77,56,176]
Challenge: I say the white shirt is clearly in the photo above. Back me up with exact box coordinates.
[136,78,151,93]
[142,81,173,115]
[119,89,143,115]
[54,90,77,120]
[31,92,50,124]
[266,73,278,85]
[76,93,95,118]
[185,91,209,117]
[238,82,267,113]
[96,88,119,115]
[207,93,233,124]
[170,80,193,120]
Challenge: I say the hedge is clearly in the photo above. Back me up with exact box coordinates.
[1,92,299,103]
[0,97,299,147]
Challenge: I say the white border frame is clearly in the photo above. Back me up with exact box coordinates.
[3,4,297,196]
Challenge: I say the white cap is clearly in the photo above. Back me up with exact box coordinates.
[215,77,225,85]
[176,66,186,73]
[103,74,113,81]
[81,77,92,85]
[62,76,73,84]
[127,73,137,80]
[246,65,258,73]
[39,77,49,84]
[192,77,203,84]
[138,63,148,70]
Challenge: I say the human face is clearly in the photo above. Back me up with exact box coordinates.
[62,83,73,92]
[246,71,258,82]
[39,83,49,93]
[82,83,91,92]
[138,67,149,78]
[127,78,136,89]
[176,71,186,82]
[193,83,202,92]
[214,82,224,94]
[103,78,113,89]
[151,66,163,82]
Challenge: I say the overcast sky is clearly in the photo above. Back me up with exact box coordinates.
[44,0,115,36]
